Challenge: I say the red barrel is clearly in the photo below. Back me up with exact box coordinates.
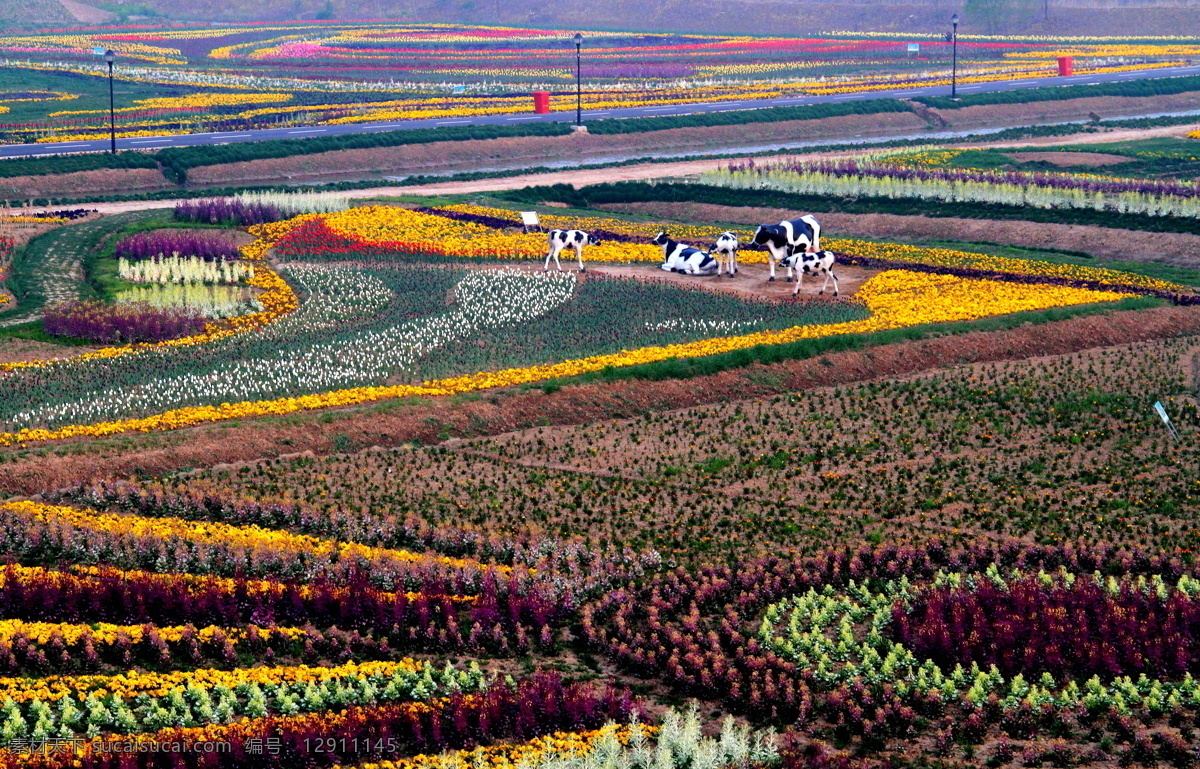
[532,91,550,114]
[1057,56,1074,76]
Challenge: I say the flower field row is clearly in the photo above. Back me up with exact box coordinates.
[348,708,775,769]
[0,672,635,769]
[0,659,486,737]
[118,256,253,286]
[0,500,513,588]
[0,267,1125,445]
[115,230,241,262]
[701,159,1200,222]
[116,284,260,320]
[43,300,207,344]
[1,22,1194,143]
[59,481,662,599]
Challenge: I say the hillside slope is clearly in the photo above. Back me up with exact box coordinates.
[5,0,1200,35]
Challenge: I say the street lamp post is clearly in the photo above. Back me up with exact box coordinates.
[104,49,116,154]
[573,33,583,126]
[949,14,959,98]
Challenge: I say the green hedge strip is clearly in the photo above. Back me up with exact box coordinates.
[501,181,1200,236]
[154,122,574,184]
[584,99,912,134]
[915,73,1200,110]
[0,151,158,180]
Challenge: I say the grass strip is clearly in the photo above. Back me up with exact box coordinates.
[915,73,1200,109]
[0,151,158,179]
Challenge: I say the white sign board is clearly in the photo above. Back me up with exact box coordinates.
[907,43,920,53]
[1154,400,1180,440]
[520,211,541,232]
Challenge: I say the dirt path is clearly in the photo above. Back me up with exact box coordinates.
[584,260,875,300]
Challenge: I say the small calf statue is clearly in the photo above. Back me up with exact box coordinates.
[545,229,601,273]
[780,249,839,297]
[710,231,740,276]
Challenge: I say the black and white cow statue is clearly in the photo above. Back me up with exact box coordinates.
[652,232,719,276]
[779,248,839,297]
[750,214,822,282]
[544,229,601,273]
[710,231,740,276]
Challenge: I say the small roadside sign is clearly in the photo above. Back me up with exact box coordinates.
[907,43,920,54]
[93,47,105,55]
[452,85,466,94]
[1154,401,1180,441]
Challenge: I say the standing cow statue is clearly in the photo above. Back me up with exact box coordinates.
[779,248,840,297]
[710,232,740,276]
[544,229,601,273]
[750,214,822,282]
[652,232,719,275]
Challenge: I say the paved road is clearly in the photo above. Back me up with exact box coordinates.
[3,63,1200,160]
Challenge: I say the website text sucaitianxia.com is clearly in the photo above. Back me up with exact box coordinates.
[4,736,413,756]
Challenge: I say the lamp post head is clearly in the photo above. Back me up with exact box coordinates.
[574,33,582,47]
[104,49,115,64]
[950,13,959,27]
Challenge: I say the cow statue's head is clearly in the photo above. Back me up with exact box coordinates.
[586,233,603,247]
[650,232,670,247]
[751,225,769,245]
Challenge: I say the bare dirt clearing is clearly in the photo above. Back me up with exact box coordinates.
[584,260,875,300]
[0,336,96,364]
[599,201,1200,266]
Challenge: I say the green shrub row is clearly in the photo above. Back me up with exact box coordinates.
[501,181,1200,236]
[153,122,574,183]
[0,151,158,180]
[584,98,912,134]
[915,73,1200,110]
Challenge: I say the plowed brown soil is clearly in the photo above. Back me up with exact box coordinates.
[4,302,1199,496]
[0,168,171,199]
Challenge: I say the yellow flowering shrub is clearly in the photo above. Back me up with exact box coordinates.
[0,500,505,575]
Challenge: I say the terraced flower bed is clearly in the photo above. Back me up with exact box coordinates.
[2,190,1199,768]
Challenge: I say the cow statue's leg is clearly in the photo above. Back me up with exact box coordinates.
[730,249,738,276]
[766,246,781,282]
[821,268,839,296]
[544,244,559,272]
[575,245,586,273]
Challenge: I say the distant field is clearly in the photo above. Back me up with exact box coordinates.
[0,21,1193,143]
